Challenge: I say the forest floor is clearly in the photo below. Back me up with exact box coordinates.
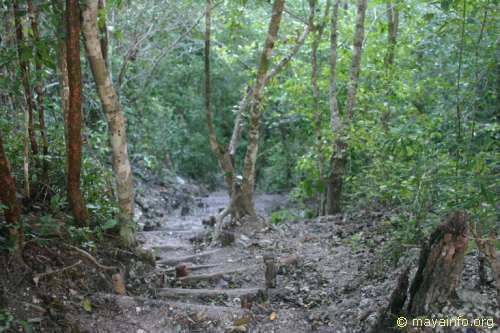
[1,176,499,332]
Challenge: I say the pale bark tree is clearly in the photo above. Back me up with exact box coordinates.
[82,0,136,246]
[326,0,368,214]
[66,0,89,226]
[0,134,23,259]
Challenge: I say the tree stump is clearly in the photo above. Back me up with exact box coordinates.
[175,264,189,279]
[264,254,277,289]
[369,267,410,333]
[408,210,468,316]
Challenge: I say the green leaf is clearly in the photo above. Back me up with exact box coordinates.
[82,298,92,313]
[101,219,118,230]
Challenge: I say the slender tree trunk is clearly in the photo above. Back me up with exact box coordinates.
[13,0,38,159]
[311,0,331,216]
[28,0,50,188]
[58,35,70,147]
[52,0,70,147]
[0,133,23,258]
[82,0,135,246]
[208,0,314,226]
[98,0,109,63]
[381,2,399,129]
[384,2,398,67]
[346,0,368,120]
[13,0,35,198]
[326,0,343,214]
[327,0,368,214]
[66,0,89,226]
[204,0,236,193]
[239,0,287,219]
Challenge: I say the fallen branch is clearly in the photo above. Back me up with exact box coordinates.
[33,260,82,280]
[65,244,118,271]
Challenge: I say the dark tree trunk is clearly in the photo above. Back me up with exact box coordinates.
[370,268,410,333]
[408,210,468,316]
[0,134,23,257]
[98,0,109,62]
[326,140,346,215]
[66,0,89,226]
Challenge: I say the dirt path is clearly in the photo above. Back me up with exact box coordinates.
[73,189,500,333]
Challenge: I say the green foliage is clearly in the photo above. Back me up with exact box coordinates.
[0,309,32,333]
[270,210,297,224]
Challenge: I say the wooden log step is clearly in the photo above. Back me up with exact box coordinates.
[158,287,266,300]
[162,263,221,273]
[157,249,220,266]
[85,293,249,329]
[177,266,257,283]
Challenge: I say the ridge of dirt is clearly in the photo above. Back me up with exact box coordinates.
[77,189,500,333]
[1,178,498,332]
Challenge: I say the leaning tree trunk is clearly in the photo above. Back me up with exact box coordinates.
[408,210,469,316]
[0,134,23,259]
[66,0,89,226]
[203,0,237,194]
[82,0,135,247]
[239,0,286,219]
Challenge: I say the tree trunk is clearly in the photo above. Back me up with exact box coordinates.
[13,0,38,159]
[381,2,399,129]
[326,0,367,214]
[384,2,398,67]
[408,210,468,316]
[206,0,314,225]
[346,0,368,120]
[82,0,135,247]
[239,0,286,219]
[0,134,23,258]
[311,0,331,216]
[98,0,109,63]
[203,0,235,193]
[28,0,50,188]
[326,0,342,215]
[56,14,70,148]
[66,0,89,226]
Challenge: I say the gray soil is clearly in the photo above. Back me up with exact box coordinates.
[72,180,500,333]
